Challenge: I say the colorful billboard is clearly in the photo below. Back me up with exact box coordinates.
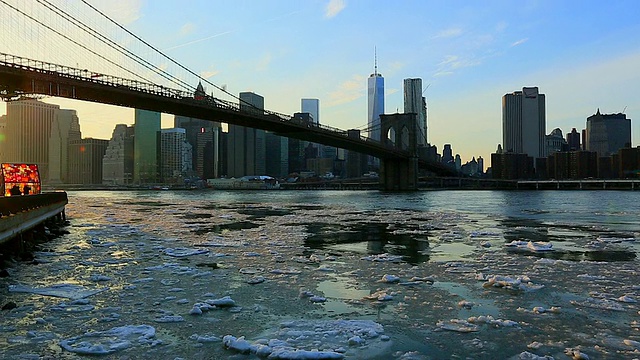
[1,163,41,197]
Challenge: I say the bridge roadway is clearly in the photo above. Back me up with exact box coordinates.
[0,53,454,177]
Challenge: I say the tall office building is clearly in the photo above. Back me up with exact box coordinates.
[566,128,581,151]
[287,113,313,174]
[3,99,59,179]
[48,109,81,183]
[227,92,265,177]
[367,53,384,142]
[586,109,631,157]
[68,138,109,184]
[195,127,218,179]
[174,82,222,179]
[545,128,567,155]
[133,109,161,184]
[442,144,454,166]
[266,132,289,178]
[301,99,319,125]
[159,128,191,183]
[103,124,135,185]
[403,78,427,146]
[502,87,546,159]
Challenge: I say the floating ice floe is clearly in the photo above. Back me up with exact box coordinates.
[270,268,302,275]
[505,240,553,252]
[570,297,625,311]
[50,299,95,313]
[616,295,637,303]
[190,333,221,343]
[467,315,519,327]
[477,274,544,292]
[437,319,479,333]
[596,236,635,243]
[223,319,389,359]
[163,248,209,257]
[380,274,400,283]
[154,315,184,323]
[364,290,394,302]
[89,274,111,282]
[564,347,590,359]
[239,267,264,274]
[59,325,159,355]
[514,351,555,360]
[247,276,266,284]
[205,296,236,307]
[9,284,108,300]
[360,254,403,262]
[458,300,474,309]
[8,331,58,345]
[470,231,501,238]
[517,306,561,314]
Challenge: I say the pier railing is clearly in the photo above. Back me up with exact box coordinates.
[0,192,68,217]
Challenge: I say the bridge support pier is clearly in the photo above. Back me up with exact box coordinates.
[379,113,419,191]
[380,157,418,191]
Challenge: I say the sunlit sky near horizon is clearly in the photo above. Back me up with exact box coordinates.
[1,0,639,168]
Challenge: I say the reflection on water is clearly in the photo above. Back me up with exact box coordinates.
[190,221,261,235]
[508,248,637,262]
[303,222,430,264]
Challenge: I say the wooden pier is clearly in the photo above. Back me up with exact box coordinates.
[0,192,68,245]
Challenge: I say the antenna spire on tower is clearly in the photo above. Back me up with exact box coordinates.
[374,46,378,76]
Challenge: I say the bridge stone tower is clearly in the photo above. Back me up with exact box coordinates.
[379,113,419,191]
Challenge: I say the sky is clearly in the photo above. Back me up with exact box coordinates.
[1,0,640,169]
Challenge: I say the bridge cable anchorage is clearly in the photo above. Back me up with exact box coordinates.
[0,0,156,85]
[79,0,263,114]
[35,0,196,93]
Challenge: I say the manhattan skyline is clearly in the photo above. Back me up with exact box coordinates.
[1,0,639,166]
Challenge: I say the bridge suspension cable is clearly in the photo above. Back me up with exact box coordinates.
[34,0,195,93]
[79,0,258,112]
[0,0,156,85]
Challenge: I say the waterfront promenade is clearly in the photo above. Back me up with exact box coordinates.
[0,192,68,245]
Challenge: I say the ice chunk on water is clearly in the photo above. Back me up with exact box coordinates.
[59,325,156,355]
[164,248,209,257]
[380,274,400,283]
[9,284,108,300]
[223,320,386,359]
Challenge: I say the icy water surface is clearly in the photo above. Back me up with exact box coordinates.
[1,190,640,359]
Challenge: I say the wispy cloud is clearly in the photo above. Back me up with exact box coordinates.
[325,0,346,18]
[433,55,481,77]
[200,68,219,79]
[327,74,365,106]
[433,27,463,39]
[164,31,234,51]
[94,0,143,25]
[180,22,195,37]
[511,38,529,47]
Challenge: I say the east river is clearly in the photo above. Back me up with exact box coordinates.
[1,190,640,359]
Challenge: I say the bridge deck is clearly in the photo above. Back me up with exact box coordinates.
[0,53,456,176]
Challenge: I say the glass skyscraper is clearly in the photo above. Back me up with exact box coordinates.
[367,62,384,142]
[502,87,546,160]
[403,78,427,146]
[133,109,161,184]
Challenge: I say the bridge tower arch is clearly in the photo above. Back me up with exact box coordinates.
[379,113,418,191]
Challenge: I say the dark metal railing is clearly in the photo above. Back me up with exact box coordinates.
[0,192,68,217]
